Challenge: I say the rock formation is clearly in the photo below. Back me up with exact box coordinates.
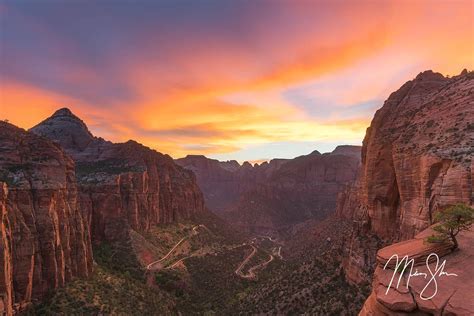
[175,155,247,212]
[0,122,93,314]
[177,146,361,233]
[31,108,205,242]
[360,226,474,315]
[337,70,474,284]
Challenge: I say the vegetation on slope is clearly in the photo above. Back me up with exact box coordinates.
[31,239,176,315]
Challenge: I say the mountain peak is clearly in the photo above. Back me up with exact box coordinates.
[52,107,75,117]
[330,145,362,160]
[30,107,94,152]
[414,70,445,81]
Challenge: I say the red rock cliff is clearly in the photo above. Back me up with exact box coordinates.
[337,70,474,284]
[0,122,93,314]
[31,109,205,242]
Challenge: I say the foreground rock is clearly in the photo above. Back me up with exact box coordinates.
[360,227,474,315]
[0,122,93,314]
[177,146,361,233]
[337,70,474,283]
[31,108,205,242]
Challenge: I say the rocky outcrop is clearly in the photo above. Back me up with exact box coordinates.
[177,146,361,233]
[0,122,93,314]
[338,70,474,283]
[31,109,205,242]
[360,227,474,315]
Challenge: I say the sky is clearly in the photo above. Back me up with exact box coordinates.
[0,0,473,163]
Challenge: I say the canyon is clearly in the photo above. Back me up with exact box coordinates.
[0,69,472,315]
[177,145,361,233]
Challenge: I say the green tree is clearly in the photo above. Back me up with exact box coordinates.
[427,203,474,249]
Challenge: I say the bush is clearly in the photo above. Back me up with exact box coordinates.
[427,203,474,249]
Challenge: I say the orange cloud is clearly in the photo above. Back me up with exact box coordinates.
[0,82,71,128]
[1,1,472,160]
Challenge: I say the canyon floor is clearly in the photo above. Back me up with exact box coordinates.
[31,216,368,315]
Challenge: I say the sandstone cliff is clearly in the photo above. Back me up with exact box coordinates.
[360,227,474,315]
[31,108,205,242]
[175,155,247,212]
[0,122,93,314]
[337,70,474,284]
[177,146,361,233]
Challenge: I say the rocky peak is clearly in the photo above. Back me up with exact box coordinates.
[184,154,207,160]
[52,107,75,118]
[309,149,321,156]
[241,161,253,168]
[219,160,241,172]
[30,107,94,152]
[414,70,445,82]
[330,145,362,161]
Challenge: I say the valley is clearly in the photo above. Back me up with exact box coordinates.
[0,69,472,315]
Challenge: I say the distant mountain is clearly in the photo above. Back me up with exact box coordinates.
[177,145,361,233]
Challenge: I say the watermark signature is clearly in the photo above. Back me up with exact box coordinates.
[383,253,458,300]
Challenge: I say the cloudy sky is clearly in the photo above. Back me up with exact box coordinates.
[1,0,472,162]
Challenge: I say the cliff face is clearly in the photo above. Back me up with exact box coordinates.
[177,146,361,233]
[337,70,474,284]
[175,155,246,212]
[0,122,93,314]
[31,109,205,242]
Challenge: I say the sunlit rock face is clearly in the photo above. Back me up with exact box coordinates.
[0,122,93,315]
[31,108,205,242]
[177,146,361,233]
[337,70,474,284]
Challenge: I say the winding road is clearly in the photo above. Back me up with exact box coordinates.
[147,228,282,279]
[235,245,257,278]
[234,235,282,279]
[275,246,283,260]
[146,225,203,270]
[247,254,274,278]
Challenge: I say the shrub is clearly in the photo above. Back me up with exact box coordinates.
[427,204,474,249]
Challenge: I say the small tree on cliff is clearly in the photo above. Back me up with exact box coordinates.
[427,203,474,249]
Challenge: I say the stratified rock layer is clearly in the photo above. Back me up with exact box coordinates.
[31,109,205,242]
[177,146,361,233]
[360,227,474,316]
[338,70,474,285]
[0,122,93,314]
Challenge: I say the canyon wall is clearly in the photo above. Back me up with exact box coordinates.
[337,70,474,284]
[0,108,206,314]
[31,108,205,242]
[178,145,361,233]
[0,122,93,314]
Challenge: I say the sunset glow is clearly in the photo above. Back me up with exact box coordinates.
[1,1,472,161]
